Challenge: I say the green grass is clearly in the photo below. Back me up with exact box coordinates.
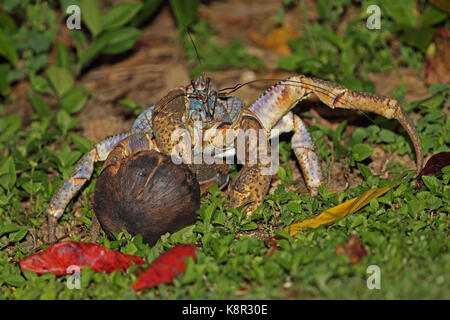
[0,0,449,300]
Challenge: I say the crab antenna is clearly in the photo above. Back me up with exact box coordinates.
[205,77,213,118]
[187,28,202,67]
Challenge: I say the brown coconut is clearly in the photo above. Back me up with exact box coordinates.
[93,150,200,245]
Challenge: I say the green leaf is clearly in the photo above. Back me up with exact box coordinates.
[56,41,73,71]
[81,0,103,37]
[180,257,198,284]
[29,94,52,118]
[103,2,143,30]
[47,66,74,97]
[56,109,79,135]
[0,29,18,65]
[0,157,16,190]
[27,30,54,54]
[100,28,142,55]
[401,27,435,52]
[30,74,52,94]
[421,175,441,193]
[379,129,396,143]
[61,86,89,114]
[9,227,28,242]
[78,36,110,69]
[71,134,94,153]
[3,275,25,287]
[132,0,163,27]
[357,162,372,179]
[278,166,286,181]
[380,0,417,28]
[352,143,373,161]
[420,5,448,27]
[429,83,449,95]
[241,221,258,231]
[0,12,17,33]
[0,223,21,236]
[169,0,200,30]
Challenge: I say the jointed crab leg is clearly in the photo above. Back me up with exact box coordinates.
[249,75,423,175]
[269,112,323,194]
[291,114,322,195]
[47,133,132,219]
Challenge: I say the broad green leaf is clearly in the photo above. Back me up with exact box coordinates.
[181,257,198,284]
[56,41,73,71]
[30,74,52,94]
[380,0,417,28]
[285,183,399,235]
[0,223,21,236]
[81,0,103,37]
[0,29,18,65]
[241,222,258,231]
[169,0,200,30]
[47,66,74,97]
[61,86,89,114]
[357,163,372,179]
[422,175,441,193]
[3,275,25,287]
[71,134,94,153]
[420,5,448,27]
[29,94,52,118]
[0,113,21,134]
[401,27,435,52]
[56,109,79,135]
[132,0,163,27]
[278,166,286,181]
[0,12,17,33]
[9,227,28,242]
[352,143,373,161]
[0,157,16,190]
[429,83,449,95]
[100,28,142,55]
[78,35,110,68]
[103,2,143,30]
[379,129,396,143]
[27,30,54,54]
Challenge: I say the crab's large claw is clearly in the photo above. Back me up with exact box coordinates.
[297,76,423,176]
[250,75,423,177]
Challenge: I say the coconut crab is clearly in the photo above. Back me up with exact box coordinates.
[47,75,423,242]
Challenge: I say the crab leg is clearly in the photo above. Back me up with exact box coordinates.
[249,75,423,175]
[291,114,322,195]
[269,112,323,194]
[227,111,271,217]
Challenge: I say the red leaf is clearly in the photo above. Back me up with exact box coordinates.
[416,152,450,190]
[132,244,196,291]
[19,241,145,275]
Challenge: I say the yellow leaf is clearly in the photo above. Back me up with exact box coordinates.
[285,183,400,236]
